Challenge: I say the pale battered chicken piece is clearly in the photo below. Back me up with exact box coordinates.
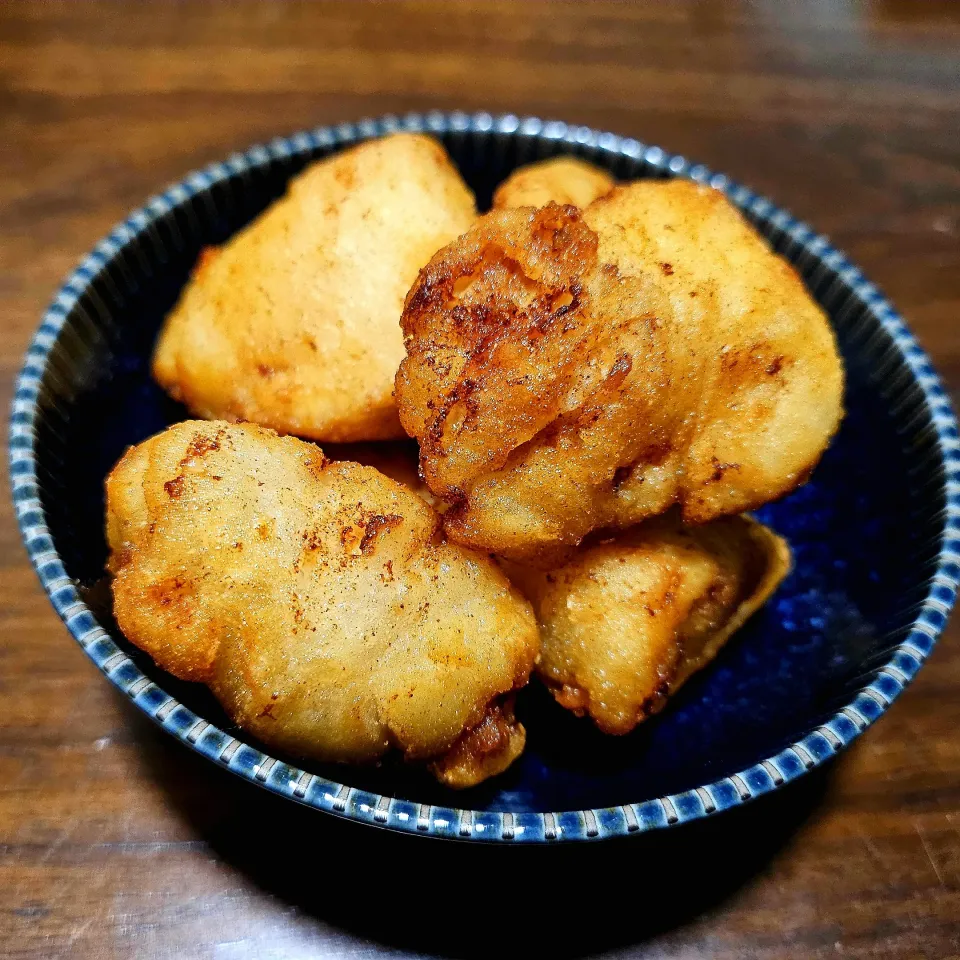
[153,134,476,443]
[507,515,791,735]
[493,156,615,210]
[105,421,538,787]
[396,183,843,564]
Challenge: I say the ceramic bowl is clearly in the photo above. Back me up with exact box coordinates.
[10,112,959,842]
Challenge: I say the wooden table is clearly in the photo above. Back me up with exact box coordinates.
[2,2,959,957]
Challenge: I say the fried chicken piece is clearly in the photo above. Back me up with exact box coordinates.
[153,134,476,443]
[506,515,791,735]
[396,182,843,563]
[493,156,615,209]
[105,421,538,787]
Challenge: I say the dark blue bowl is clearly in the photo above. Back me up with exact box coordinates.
[10,112,960,842]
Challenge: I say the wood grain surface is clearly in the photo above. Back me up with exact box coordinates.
[2,2,960,958]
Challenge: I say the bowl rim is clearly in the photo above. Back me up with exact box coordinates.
[9,110,960,843]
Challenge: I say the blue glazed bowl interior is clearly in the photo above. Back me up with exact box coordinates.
[18,115,956,834]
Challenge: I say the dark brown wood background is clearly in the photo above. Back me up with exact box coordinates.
[2,2,959,957]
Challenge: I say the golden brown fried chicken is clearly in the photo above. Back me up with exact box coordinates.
[105,421,539,787]
[493,156,615,209]
[396,181,843,564]
[506,515,791,734]
[153,134,476,443]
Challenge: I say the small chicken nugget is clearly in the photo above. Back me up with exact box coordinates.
[493,156,615,209]
[106,421,539,787]
[153,134,476,442]
[507,515,791,735]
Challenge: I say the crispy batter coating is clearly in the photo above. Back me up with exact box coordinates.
[153,134,476,443]
[507,515,791,734]
[427,698,526,788]
[493,156,616,209]
[105,421,538,787]
[396,182,843,563]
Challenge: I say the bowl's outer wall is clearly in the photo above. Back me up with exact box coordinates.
[11,113,960,842]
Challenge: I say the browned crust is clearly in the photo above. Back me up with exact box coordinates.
[428,696,526,789]
[396,203,602,498]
